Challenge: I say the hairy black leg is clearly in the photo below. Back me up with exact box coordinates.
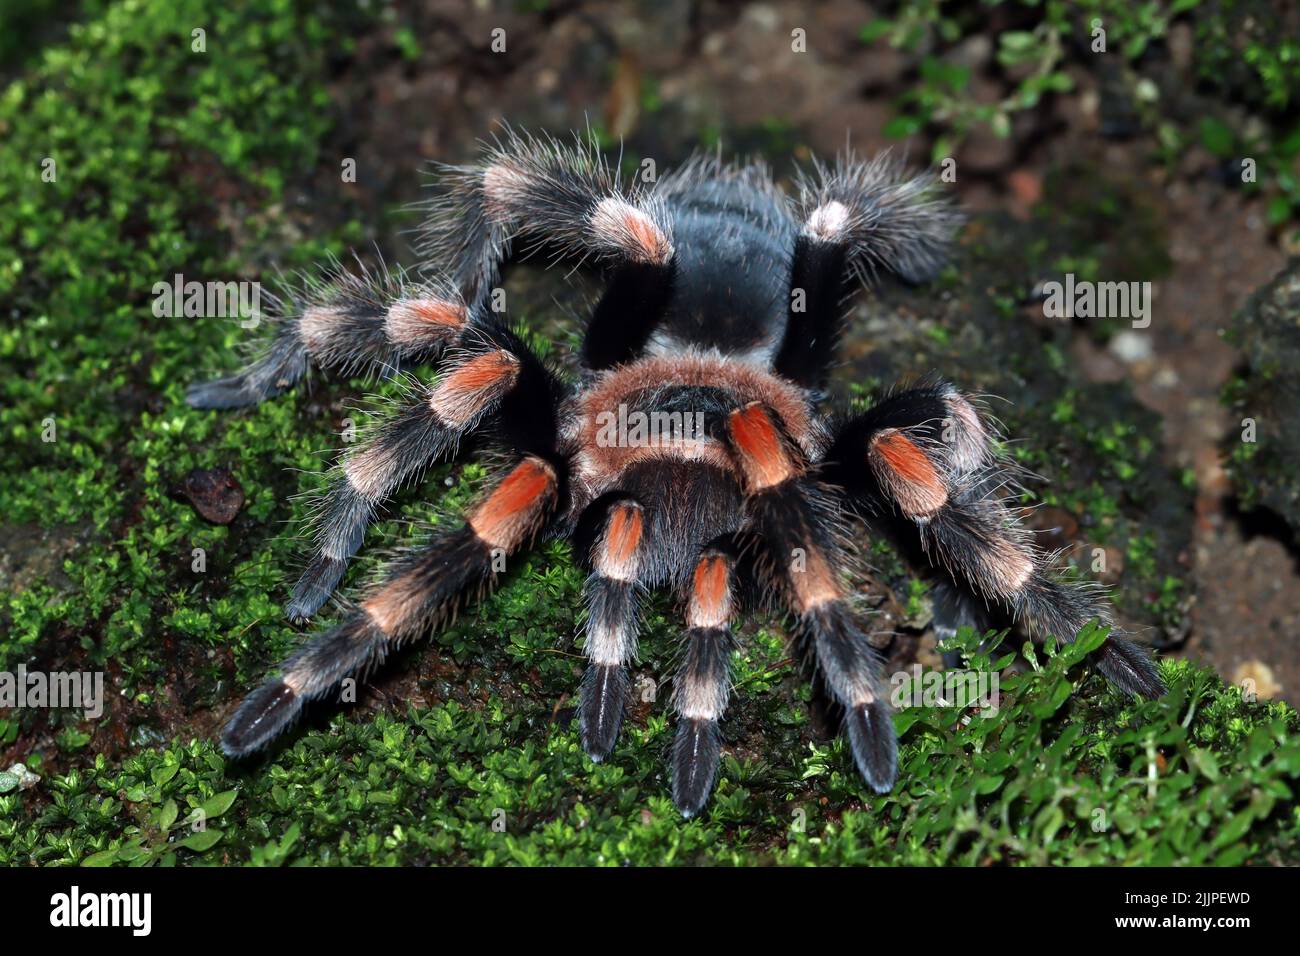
[580,259,678,370]
[773,235,852,388]
[419,126,675,306]
[578,499,647,761]
[792,150,959,285]
[826,383,1165,698]
[187,267,466,409]
[724,402,897,793]
[671,547,737,817]
[826,381,993,664]
[222,456,560,756]
[290,320,566,621]
[775,153,959,387]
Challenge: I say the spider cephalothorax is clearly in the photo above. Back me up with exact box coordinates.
[191,127,1165,816]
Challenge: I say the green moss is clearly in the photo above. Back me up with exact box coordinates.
[1221,260,1300,525]
[6,626,1298,866]
[1193,0,1300,112]
[864,0,1300,235]
[2,0,1297,866]
[0,0,378,769]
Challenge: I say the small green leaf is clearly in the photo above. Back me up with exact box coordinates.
[116,842,150,861]
[858,19,892,43]
[82,848,120,867]
[199,789,238,820]
[1210,810,1254,852]
[893,709,924,736]
[157,799,178,832]
[997,30,1047,69]
[1032,679,1073,718]
[883,115,924,139]
[998,31,1037,56]
[279,822,301,854]
[178,828,223,852]
[1075,621,1110,655]
[1199,117,1234,158]
[1189,748,1221,781]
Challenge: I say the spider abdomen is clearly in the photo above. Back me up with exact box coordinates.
[650,183,795,362]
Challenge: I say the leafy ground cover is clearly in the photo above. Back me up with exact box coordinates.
[2,0,1297,865]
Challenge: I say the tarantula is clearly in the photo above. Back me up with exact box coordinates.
[191,127,1164,817]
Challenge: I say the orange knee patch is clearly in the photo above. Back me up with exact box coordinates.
[728,403,797,491]
[869,429,948,517]
[469,458,556,551]
[589,197,673,265]
[595,503,644,581]
[688,553,732,629]
[430,350,519,427]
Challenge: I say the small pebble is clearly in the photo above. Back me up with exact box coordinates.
[179,466,245,524]
[1109,330,1154,364]
[2,762,40,793]
[1232,660,1281,700]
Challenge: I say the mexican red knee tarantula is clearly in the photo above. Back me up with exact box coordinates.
[192,127,1164,817]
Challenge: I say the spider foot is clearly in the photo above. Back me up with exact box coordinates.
[579,663,627,762]
[845,698,898,794]
[672,718,722,818]
[1095,633,1166,699]
[286,556,348,623]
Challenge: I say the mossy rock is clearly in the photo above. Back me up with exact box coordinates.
[1223,258,1300,528]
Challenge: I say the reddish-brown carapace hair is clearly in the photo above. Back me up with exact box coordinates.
[192,126,1164,818]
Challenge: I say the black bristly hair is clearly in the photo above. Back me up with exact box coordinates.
[191,124,1165,818]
